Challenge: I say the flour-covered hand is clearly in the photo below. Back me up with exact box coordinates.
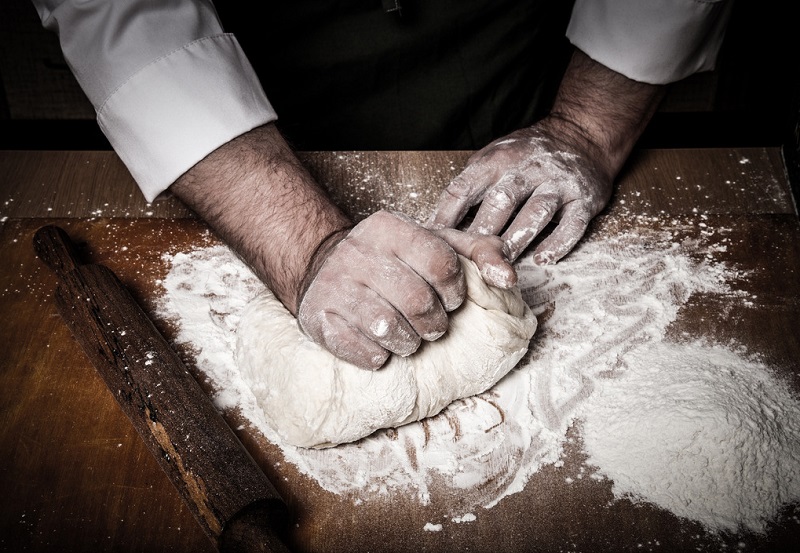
[428,119,612,265]
[297,210,468,370]
[429,48,667,265]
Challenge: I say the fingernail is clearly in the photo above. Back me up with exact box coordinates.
[534,251,556,265]
[370,319,390,338]
[422,329,446,341]
[391,337,421,357]
[481,264,515,289]
[369,352,390,370]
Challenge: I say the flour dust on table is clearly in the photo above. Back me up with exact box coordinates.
[157,215,800,535]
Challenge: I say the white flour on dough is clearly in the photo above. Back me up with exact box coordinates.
[235,256,536,448]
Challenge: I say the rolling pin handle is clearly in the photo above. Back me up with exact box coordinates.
[219,500,293,553]
[33,225,83,277]
[35,223,294,552]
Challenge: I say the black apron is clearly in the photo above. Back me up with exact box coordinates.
[216,0,575,150]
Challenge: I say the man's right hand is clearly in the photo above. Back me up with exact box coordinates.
[297,210,468,370]
[171,124,515,371]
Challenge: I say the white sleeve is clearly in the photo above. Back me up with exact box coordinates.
[32,0,277,202]
[566,0,734,85]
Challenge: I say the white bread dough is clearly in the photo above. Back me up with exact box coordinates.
[236,256,537,448]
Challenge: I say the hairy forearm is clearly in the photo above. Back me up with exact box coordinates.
[548,48,666,181]
[171,123,352,313]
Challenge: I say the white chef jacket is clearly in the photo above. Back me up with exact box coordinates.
[32,0,732,202]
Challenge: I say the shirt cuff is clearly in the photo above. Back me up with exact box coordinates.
[96,33,277,202]
[566,0,733,85]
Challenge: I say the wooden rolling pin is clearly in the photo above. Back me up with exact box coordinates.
[33,225,291,553]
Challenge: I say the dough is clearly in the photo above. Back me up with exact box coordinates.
[236,256,537,448]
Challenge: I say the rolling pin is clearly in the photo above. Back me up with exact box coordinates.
[33,225,291,553]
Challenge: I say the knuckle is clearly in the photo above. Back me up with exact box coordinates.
[485,183,519,210]
[363,304,422,357]
[528,193,562,216]
[365,307,404,340]
[534,191,561,205]
[400,289,448,341]
[356,301,421,359]
[371,210,398,230]
[403,286,440,319]
[430,246,461,281]
[403,230,457,272]
[480,145,513,163]
[411,246,462,294]
[364,210,406,233]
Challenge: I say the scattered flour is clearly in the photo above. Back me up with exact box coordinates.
[156,217,800,535]
[452,513,477,524]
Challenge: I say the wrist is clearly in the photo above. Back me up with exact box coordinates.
[171,123,352,314]
[548,49,665,180]
[295,226,352,315]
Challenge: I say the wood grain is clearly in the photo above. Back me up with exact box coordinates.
[1,148,795,221]
[3,214,799,553]
[32,225,289,552]
[1,219,215,552]
[1,149,799,552]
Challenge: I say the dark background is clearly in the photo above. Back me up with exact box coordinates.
[1,0,797,199]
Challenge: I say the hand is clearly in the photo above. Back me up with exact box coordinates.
[296,211,517,370]
[171,125,517,371]
[428,119,612,265]
[428,49,665,265]
[297,211,466,370]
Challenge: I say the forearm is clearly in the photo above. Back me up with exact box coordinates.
[171,123,351,313]
[548,49,665,181]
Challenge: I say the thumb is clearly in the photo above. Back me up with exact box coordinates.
[432,229,517,289]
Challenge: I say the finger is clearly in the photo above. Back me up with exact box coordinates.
[298,258,421,364]
[531,203,592,265]
[434,229,517,289]
[367,260,450,343]
[388,219,467,312]
[467,173,538,236]
[348,211,467,313]
[309,311,391,370]
[341,286,422,357]
[501,191,563,261]
[426,163,496,230]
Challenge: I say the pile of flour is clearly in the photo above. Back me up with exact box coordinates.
[156,218,800,535]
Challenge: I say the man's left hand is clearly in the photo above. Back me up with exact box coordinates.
[428,118,612,265]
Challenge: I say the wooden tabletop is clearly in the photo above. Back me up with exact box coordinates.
[1,148,798,552]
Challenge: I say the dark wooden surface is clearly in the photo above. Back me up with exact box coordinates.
[1,148,799,552]
[31,225,289,552]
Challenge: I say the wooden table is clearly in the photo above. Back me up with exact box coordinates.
[1,148,798,552]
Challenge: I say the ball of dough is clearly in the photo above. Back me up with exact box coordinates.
[236,256,537,448]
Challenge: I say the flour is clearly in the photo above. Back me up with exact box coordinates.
[156,216,800,535]
[581,341,800,534]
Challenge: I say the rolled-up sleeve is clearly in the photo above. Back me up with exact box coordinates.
[566,0,734,85]
[32,0,277,201]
